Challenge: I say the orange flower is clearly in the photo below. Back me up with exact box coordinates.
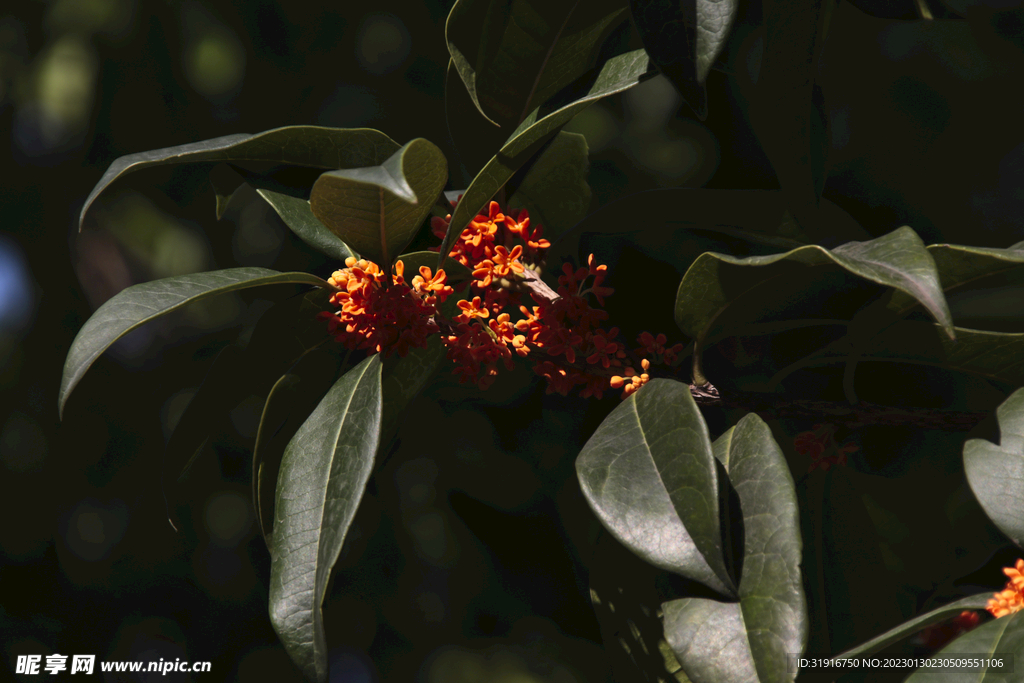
[610,359,650,399]
[989,560,1024,618]
[319,258,444,357]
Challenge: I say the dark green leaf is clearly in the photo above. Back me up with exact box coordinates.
[820,473,904,652]
[673,227,953,383]
[506,131,592,244]
[576,378,735,596]
[662,413,805,683]
[253,349,347,551]
[209,163,247,220]
[310,139,448,267]
[59,268,332,419]
[548,189,871,277]
[833,594,991,659]
[269,355,383,683]
[628,0,740,119]
[80,126,400,230]
[851,323,1024,386]
[749,0,835,232]
[258,189,356,262]
[445,0,629,127]
[438,47,653,268]
[782,241,1024,401]
[163,341,247,507]
[964,388,1024,547]
[889,243,1024,318]
[903,610,1024,682]
[445,58,511,181]
[254,372,301,549]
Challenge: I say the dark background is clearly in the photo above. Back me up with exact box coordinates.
[3,0,1024,681]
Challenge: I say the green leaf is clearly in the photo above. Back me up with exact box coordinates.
[849,323,1024,386]
[833,594,991,660]
[965,388,1024,548]
[59,268,332,419]
[576,378,735,596]
[254,372,301,549]
[662,413,805,683]
[889,242,1024,319]
[749,0,835,232]
[269,355,383,683]
[160,291,339,530]
[506,131,592,244]
[209,163,247,220]
[445,58,512,181]
[438,47,654,268]
[310,139,448,267]
[258,189,356,263]
[903,611,1024,682]
[673,227,953,384]
[445,0,630,127]
[163,341,248,516]
[80,126,401,230]
[628,0,740,120]
[253,349,348,551]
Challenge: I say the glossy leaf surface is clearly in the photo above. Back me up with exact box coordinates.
[662,413,806,683]
[80,126,400,229]
[576,378,735,596]
[60,269,331,418]
[269,355,383,683]
[310,138,448,267]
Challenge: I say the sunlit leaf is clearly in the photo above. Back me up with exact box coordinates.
[662,413,806,683]
[438,47,654,268]
[258,189,356,263]
[576,378,735,596]
[269,355,383,683]
[965,388,1024,547]
[628,0,740,119]
[80,126,400,230]
[59,269,332,419]
[310,139,448,267]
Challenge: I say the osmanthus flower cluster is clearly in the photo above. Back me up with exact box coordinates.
[988,558,1024,618]
[318,198,685,399]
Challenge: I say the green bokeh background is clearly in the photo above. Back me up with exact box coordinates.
[2,1,1024,681]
